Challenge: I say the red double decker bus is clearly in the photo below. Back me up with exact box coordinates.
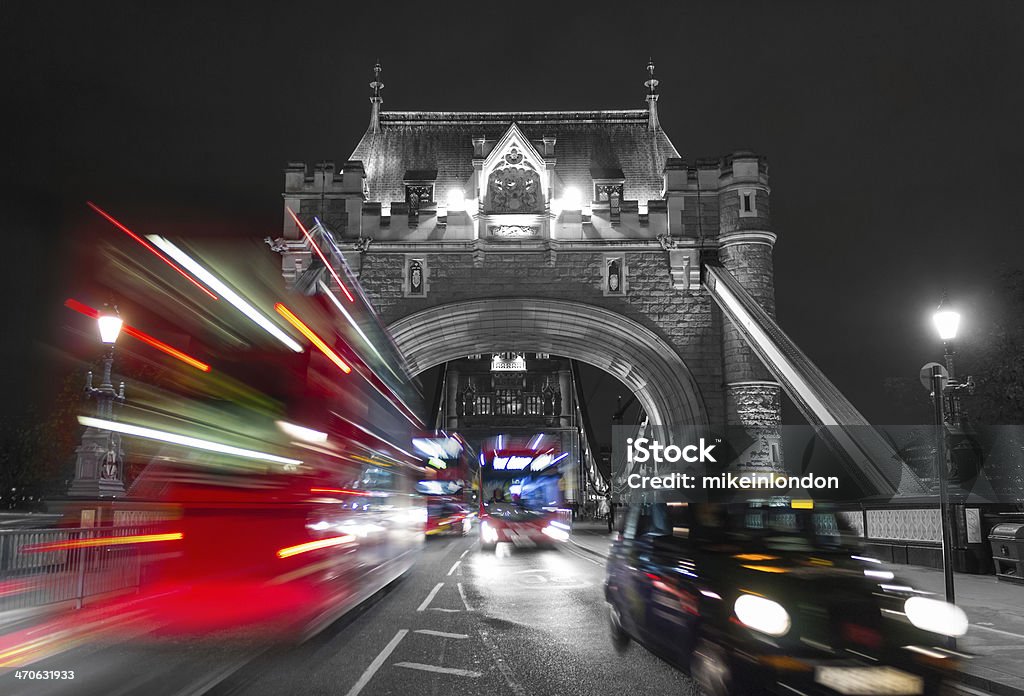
[477,437,572,551]
[60,227,427,640]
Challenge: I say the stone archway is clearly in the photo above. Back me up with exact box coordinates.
[388,298,709,430]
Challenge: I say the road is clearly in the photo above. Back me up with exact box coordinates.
[208,533,696,696]
[2,532,994,696]
[2,532,696,696]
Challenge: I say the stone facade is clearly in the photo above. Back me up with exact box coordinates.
[272,77,784,463]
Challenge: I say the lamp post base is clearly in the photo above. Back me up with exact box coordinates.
[67,427,127,498]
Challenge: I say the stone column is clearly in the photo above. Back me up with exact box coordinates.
[446,366,461,431]
[558,369,572,429]
[717,152,784,477]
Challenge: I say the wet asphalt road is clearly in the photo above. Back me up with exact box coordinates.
[209,532,697,696]
[3,532,696,696]
[2,533,997,696]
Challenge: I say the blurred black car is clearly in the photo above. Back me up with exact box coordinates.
[605,501,968,696]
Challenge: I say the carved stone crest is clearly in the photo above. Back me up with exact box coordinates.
[487,166,541,213]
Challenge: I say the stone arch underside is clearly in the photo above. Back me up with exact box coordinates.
[388,298,709,431]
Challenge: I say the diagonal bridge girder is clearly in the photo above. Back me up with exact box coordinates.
[703,264,927,498]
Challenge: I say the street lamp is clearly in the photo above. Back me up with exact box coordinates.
[927,294,973,622]
[70,304,127,499]
[97,305,124,345]
[86,305,126,420]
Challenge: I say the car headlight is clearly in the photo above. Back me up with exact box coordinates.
[481,521,498,543]
[734,594,791,637]
[542,524,570,542]
[903,596,968,637]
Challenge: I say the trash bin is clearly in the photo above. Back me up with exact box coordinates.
[989,523,1024,584]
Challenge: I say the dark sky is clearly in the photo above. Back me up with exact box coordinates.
[3,1,1023,428]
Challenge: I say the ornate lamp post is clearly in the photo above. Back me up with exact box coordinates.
[68,305,127,499]
[928,294,973,610]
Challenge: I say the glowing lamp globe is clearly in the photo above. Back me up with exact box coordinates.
[447,189,465,212]
[563,187,582,211]
[97,306,123,345]
[932,307,960,341]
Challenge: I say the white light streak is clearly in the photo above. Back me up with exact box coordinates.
[79,416,303,466]
[147,236,302,352]
[276,420,328,443]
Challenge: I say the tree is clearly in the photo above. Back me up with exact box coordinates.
[959,268,1024,425]
[0,372,81,508]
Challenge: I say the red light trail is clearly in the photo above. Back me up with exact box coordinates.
[65,299,211,372]
[86,202,218,301]
[286,207,355,302]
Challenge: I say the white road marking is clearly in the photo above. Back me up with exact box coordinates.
[971,624,1024,639]
[447,560,461,576]
[393,662,482,678]
[561,542,604,567]
[457,582,472,611]
[417,582,444,612]
[414,629,469,639]
[429,607,461,613]
[344,629,408,696]
[459,548,470,559]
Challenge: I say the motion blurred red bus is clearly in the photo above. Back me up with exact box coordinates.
[64,226,427,640]
[413,433,475,537]
[477,436,572,551]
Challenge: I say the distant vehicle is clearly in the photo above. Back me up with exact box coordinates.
[605,501,966,696]
[413,433,475,538]
[479,501,569,550]
[425,496,474,537]
[477,444,571,551]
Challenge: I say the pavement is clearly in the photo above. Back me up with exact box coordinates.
[568,519,1024,696]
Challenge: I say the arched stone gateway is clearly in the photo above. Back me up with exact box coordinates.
[388,298,709,431]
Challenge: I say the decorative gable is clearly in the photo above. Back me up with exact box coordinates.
[481,123,550,214]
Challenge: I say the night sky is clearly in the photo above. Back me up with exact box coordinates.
[4,1,1023,431]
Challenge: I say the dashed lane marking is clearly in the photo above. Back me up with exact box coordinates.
[393,662,482,678]
[414,629,469,639]
[457,582,472,611]
[417,583,444,612]
[447,560,461,576]
[459,548,470,559]
[561,542,604,567]
[344,629,408,696]
[971,624,1024,640]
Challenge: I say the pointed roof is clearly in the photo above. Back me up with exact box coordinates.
[349,110,679,205]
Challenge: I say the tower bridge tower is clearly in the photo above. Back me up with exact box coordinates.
[273,62,784,476]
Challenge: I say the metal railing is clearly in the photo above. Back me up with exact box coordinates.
[0,525,153,611]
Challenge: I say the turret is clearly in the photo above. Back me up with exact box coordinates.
[716,152,783,474]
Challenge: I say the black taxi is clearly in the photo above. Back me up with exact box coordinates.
[605,501,968,696]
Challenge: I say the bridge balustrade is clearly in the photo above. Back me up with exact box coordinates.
[0,525,154,611]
